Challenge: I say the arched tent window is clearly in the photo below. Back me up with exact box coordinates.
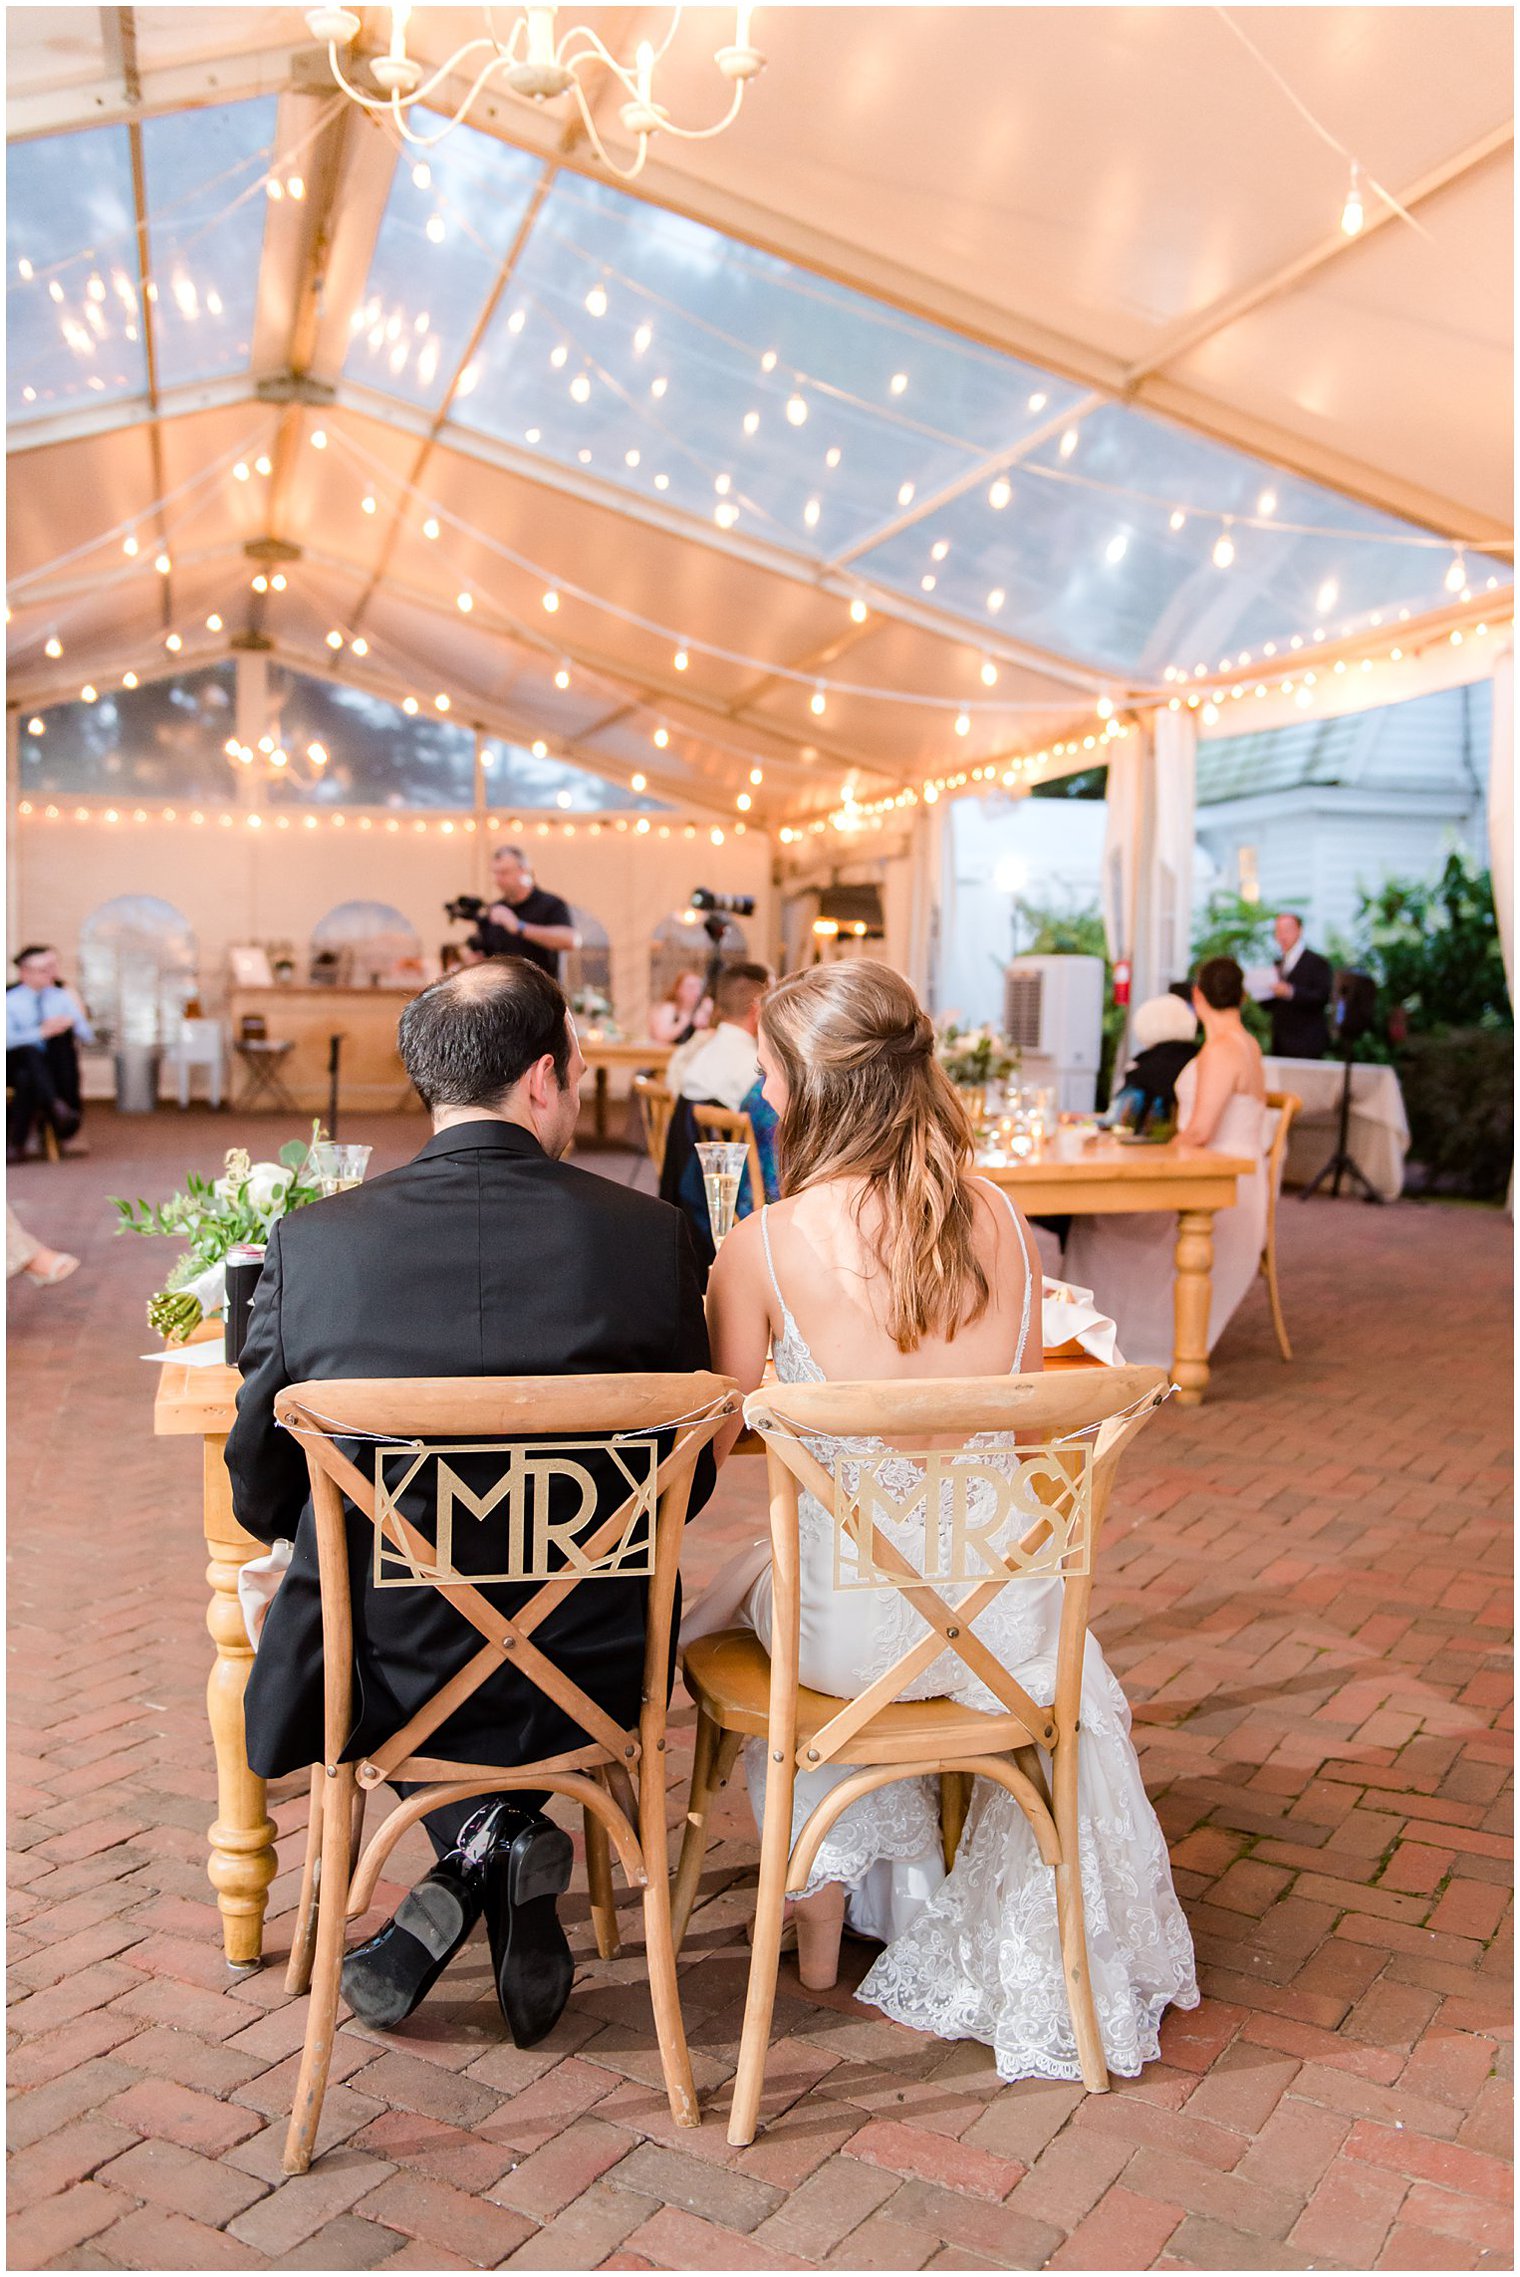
[78,894,197,1047]
[564,907,612,1015]
[310,900,423,987]
[650,907,747,1008]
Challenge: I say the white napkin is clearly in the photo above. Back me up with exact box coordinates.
[1042,1276,1123,1364]
[237,1539,293,1650]
[140,1338,227,1368]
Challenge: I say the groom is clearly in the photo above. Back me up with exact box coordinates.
[226,959,714,2042]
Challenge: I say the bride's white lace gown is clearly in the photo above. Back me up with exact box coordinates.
[688,1199,1198,2085]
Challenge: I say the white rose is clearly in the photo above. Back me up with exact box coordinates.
[243,1163,292,1213]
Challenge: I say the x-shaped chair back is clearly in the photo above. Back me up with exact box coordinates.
[713,1363,1168,2146]
[272,1371,739,2175]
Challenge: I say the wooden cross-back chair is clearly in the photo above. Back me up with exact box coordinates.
[631,1074,674,1177]
[273,1369,739,2175]
[1261,1091,1302,1360]
[674,1364,1169,2147]
[689,1100,766,1213]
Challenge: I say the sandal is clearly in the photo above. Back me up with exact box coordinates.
[23,1251,79,1287]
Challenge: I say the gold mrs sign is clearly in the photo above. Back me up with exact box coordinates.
[372,1439,660,1589]
[832,1447,1093,1593]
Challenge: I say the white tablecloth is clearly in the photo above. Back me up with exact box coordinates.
[1264,1056,1410,1202]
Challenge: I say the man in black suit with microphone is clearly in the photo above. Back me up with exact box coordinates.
[1268,911,1333,1060]
[226,959,714,2043]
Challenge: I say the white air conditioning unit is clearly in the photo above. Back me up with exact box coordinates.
[1003,954,1105,1113]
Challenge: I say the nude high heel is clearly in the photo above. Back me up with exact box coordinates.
[792,1882,847,1991]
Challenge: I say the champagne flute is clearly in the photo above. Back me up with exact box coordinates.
[312,1141,373,1196]
[694,1140,749,1248]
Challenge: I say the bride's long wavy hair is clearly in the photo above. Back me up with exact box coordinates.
[759,960,989,1353]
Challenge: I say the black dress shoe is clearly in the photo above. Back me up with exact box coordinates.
[340,1800,516,2029]
[483,1815,575,2047]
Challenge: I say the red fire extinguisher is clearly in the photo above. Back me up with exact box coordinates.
[1113,958,1132,1008]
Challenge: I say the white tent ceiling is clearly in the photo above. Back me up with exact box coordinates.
[7,6,1513,827]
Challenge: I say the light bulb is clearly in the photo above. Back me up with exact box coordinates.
[1059,428,1079,458]
[164,633,182,653]
[155,552,171,574]
[1257,489,1277,517]
[457,592,473,612]
[897,482,915,507]
[1096,696,1115,720]
[980,660,998,687]
[988,478,1011,510]
[889,372,908,395]
[633,321,652,355]
[255,454,272,476]
[422,516,440,540]
[569,371,591,404]
[252,574,269,593]
[653,726,670,749]
[351,637,369,656]
[673,648,688,671]
[361,494,377,514]
[554,665,570,690]
[426,215,446,245]
[1341,163,1365,237]
[27,717,43,734]
[743,409,760,436]
[311,427,327,449]
[234,460,251,481]
[412,161,431,187]
[123,534,139,556]
[954,712,970,737]
[749,767,763,785]
[585,283,608,317]
[785,394,808,426]
[1444,552,1466,593]
[849,597,868,624]
[543,589,560,613]
[650,376,667,399]
[81,684,97,702]
[435,693,450,711]
[931,540,950,562]
[122,672,138,689]
[986,588,1005,613]
[810,686,826,716]
[1212,530,1236,570]
[326,629,344,648]
[1169,509,1186,532]
[737,791,752,811]
[1105,532,1128,564]
[631,771,648,790]
[1317,579,1339,613]
[804,498,820,528]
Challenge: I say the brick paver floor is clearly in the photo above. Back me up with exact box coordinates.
[8,1108,1512,2271]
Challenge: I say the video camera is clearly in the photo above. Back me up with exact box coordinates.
[689,888,757,990]
[444,893,488,927]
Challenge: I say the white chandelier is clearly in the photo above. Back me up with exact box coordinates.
[305,5,765,178]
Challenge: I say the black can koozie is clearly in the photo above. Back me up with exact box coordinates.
[224,1244,267,1367]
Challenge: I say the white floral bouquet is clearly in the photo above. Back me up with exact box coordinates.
[570,986,621,1037]
[111,1125,326,1342]
[935,1021,1020,1089]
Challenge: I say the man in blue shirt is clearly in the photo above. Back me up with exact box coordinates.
[7,945,93,1159]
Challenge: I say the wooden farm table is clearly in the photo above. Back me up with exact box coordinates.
[580,1037,673,1142]
[152,1328,275,1971]
[980,1137,1255,1406]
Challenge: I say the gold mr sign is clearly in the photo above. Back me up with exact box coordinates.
[372,1439,659,1590]
[830,1446,1094,1593]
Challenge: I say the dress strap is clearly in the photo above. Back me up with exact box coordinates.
[758,1205,788,1316]
[980,1180,1037,1370]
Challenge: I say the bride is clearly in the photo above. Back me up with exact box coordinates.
[686,960,1197,2084]
[1065,957,1270,1367]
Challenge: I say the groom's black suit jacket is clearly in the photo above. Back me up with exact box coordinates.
[1268,947,1334,1061]
[226,1120,714,1781]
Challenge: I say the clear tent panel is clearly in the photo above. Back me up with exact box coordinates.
[18,664,240,800]
[446,158,1089,561]
[142,98,277,391]
[342,120,545,414]
[264,667,476,806]
[480,738,669,812]
[854,402,1516,684]
[7,122,147,422]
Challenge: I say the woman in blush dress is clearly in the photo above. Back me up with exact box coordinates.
[684,960,1197,2084]
[648,969,711,1047]
[1066,957,1270,1368]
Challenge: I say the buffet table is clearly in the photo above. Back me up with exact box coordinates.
[227,986,418,1114]
[979,1135,1254,1405]
[1263,1055,1409,1202]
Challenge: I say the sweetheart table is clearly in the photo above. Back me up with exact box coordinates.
[978,1135,1255,1406]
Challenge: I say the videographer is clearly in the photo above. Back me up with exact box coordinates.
[469,844,580,980]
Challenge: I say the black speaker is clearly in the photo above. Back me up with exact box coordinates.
[1333,969,1377,1046]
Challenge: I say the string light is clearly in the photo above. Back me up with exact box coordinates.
[849,597,869,624]
[1212,526,1236,570]
[1341,162,1366,237]
[543,589,560,613]
[785,395,808,426]
[988,478,1011,510]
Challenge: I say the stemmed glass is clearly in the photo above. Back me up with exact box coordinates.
[312,1141,372,1196]
[694,1140,749,1248]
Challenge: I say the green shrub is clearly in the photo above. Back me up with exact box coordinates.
[1396,1028,1514,1199]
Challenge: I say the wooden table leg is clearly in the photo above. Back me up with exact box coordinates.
[594,1067,610,1143]
[202,1437,278,1970]
[1172,1208,1214,1406]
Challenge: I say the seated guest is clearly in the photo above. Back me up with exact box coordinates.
[661,964,772,1267]
[648,969,711,1047]
[1066,957,1269,1365]
[226,960,714,2043]
[1108,993,1200,1132]
[1268,911,1333,1060]
[7,945,93,1160]
[739,1074,780,1204]
[670,962,770,1108]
